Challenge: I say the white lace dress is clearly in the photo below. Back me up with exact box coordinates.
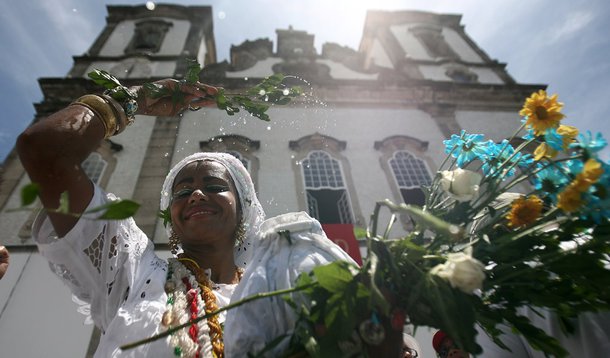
[33,185,235,358]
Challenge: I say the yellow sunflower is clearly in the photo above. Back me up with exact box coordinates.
[557,125,579,150]
[534,142,558,161]
[506,195,544,228]
[557,184,584,213]
[571,158,603,192]
[519,90,565,135]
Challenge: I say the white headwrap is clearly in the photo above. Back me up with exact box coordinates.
[160,152,266,268]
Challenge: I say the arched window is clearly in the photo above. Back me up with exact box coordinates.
[290,133,363,225]
[375,135,435,210]
[81,152,108,185]
[389,150,432,206]
[302,150,354,224]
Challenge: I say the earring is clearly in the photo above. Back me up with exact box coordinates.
[234,220,246,247]
[169,229,181,255]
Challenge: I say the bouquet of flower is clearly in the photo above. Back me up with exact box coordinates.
[275,90,610,357]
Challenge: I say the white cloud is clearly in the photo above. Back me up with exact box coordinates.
[549,10,595,43]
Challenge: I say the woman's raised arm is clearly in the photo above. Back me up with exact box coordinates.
[16,79,217,237]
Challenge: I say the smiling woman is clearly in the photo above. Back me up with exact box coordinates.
[15,74,355,357]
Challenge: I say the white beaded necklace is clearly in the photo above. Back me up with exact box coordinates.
[162,258,215,358]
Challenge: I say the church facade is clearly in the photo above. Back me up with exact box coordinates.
[0,4,542,357]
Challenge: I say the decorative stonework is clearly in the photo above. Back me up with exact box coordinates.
[125,19,173,55]
[445,63,478,83]
[409,23,458,60]
[230,39,273,71]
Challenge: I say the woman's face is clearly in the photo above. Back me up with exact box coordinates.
[170,160,240,247]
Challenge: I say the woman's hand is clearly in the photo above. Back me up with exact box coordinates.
[0,246,9,280]
[134,79,219,117]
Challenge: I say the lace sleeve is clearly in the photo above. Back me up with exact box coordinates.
[32,184,155,330]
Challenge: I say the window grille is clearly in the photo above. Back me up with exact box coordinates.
[81,152,107,185]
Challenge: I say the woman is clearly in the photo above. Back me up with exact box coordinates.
[16,79,268,357]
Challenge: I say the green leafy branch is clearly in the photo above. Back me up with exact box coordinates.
[88,58,302,122]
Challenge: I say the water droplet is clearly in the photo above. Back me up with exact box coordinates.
[218,138,223,142]
[282,89,290,96]
[266,126,271,131]
[145,1,155,10]
[218,11,226,19]
[259,89,266,96]
[164,153,169,157]
[264,96,269,102]
[244,77,248,81]
[72,8,77,12]
[185,139,189,144]
[290,155,295,159]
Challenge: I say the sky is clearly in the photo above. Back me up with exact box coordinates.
[0,0,609,163]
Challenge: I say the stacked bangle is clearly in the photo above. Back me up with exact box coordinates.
[71,89,140,138]
[71,95,118,139]
[101,94,129,134]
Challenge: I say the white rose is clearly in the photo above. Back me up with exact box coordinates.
[431,252,485,294]
[439,168,482,202]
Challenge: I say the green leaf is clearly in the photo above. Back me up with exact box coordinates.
[20,183,40,206]
[87,69,122,90]
[312,261,355,293]
[185,58,202,84]
[158,208,172,228]
[99,200,140,220]
[85,200,140,220]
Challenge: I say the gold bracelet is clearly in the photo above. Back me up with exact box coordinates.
[72,95,118,139]
[101,94,128,135]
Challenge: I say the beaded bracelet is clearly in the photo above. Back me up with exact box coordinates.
[104,85,138,125]
[71,95,118,139]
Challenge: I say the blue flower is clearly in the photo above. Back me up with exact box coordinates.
[443,130,488,168]
[572,131,607,153]
[482,140,524,178]
[544,127,565,152]
[532,163,569,200]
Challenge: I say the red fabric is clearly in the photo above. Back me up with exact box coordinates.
[321,224,362,265]
[432,330,448,352]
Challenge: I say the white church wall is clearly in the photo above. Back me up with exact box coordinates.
[105,114,156,200]
[99,18,190,57]
[317,59,379,80]
[84,60,176,79]
[169,105,445,232]
[390,24,431,60]
[0,174,36,245]
[368,38,394,68]
[455,110,519,142]
[226,58,283,78]
[441,27,484,63]
[0,252,93,357]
